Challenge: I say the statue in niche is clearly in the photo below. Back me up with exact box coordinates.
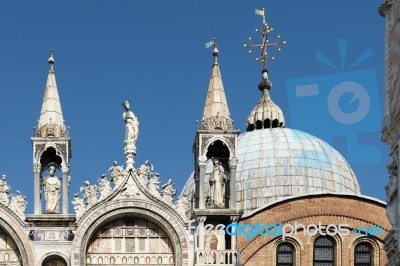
[137,160,152,185]
[83,181,98,208]
[209,158,227,208]
[162,179,176,203]
[0,175,11,205]
[149,173,161,197]
[98,174,112,200]
[42,165,61,213]
[72,194,85,219]
[109,161,125,187]
[9,191,27,219]
[122,100,139,151]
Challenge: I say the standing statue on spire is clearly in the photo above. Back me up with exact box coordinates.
[123,100,139,147]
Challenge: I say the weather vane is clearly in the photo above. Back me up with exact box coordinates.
[244,8,286,70]
[205,36,219,64]
[205,36,217,49]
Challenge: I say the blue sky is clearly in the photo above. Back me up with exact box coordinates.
[0,0,388,213]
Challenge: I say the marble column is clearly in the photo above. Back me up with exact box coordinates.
[33,164,41,215]
[62,168,69,214]
[198,216,206,250]
[230,216,238,250]
[199,160,206,209]
[229,158,238,209]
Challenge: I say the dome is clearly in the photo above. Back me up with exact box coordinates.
[246,89,285,131]
[182,128,360,214]
[246,70,285,131]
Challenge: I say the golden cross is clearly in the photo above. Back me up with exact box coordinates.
[244,8,286,69]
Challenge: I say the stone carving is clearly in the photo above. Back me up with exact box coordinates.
[98,174,112,201]
[0,175,11,205]
[82,181,98,208]
[149,173,161,197]
[123,100,139,152]
[119,173,141,198]
[109,161,125,188]
[201,114,233,130]
[42,165,61,213]
[387,160,398,192]
[209,158,227,208]
[137,160,152,185]
[386,160,398,226]
[9,191,27,220]
[72,193,86,220]
[175,193,191,221]
[197,216,207,224]
[162,179,176,204]
[387,199,397,226]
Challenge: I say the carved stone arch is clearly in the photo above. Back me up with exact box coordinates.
[351,236,381,266]
[202,136,234,160]
[272,236,302,266]
[39,252,70,266]
[35,143,67,170]
[72,199,188,266]
[0,206,34,265]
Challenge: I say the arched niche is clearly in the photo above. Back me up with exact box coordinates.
[0,228,22,265]
[74,204,187,266]
[86,217,174,265]
[0,210,34,265]
[42,254,68,266]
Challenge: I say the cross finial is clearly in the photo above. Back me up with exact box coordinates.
[243,8,286,70]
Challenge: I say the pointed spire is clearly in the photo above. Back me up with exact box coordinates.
[201,39,233,130]
[35,50,68,138]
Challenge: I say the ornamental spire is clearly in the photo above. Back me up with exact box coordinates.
[200,38,234,131]
[35,50,68,138]
[244,8,286,131]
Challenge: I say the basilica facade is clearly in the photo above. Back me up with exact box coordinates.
[0,11,392,266]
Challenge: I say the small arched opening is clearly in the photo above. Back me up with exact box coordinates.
[42,255,67,266]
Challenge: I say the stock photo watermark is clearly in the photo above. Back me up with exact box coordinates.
[286,39,381,164]
[188,220,384,241]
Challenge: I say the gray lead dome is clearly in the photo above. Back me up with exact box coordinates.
[182,128,360,214]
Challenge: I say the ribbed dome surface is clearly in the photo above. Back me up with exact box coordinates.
[246,90,285,130]
[182,128,360,214]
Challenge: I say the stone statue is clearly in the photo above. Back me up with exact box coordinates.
[98,175,112,200]
[122,100,139,151]
[175,193,191,220]
[72,194,86,219]
[9,191,27,220]
[137,160,152,185]
[109,161,125,187]
[209,158,227,208]
[83,181,98,208]
[0,175,11,205]
[149,173,161,197]
[43,165,61,213]
[162,179,176,203]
